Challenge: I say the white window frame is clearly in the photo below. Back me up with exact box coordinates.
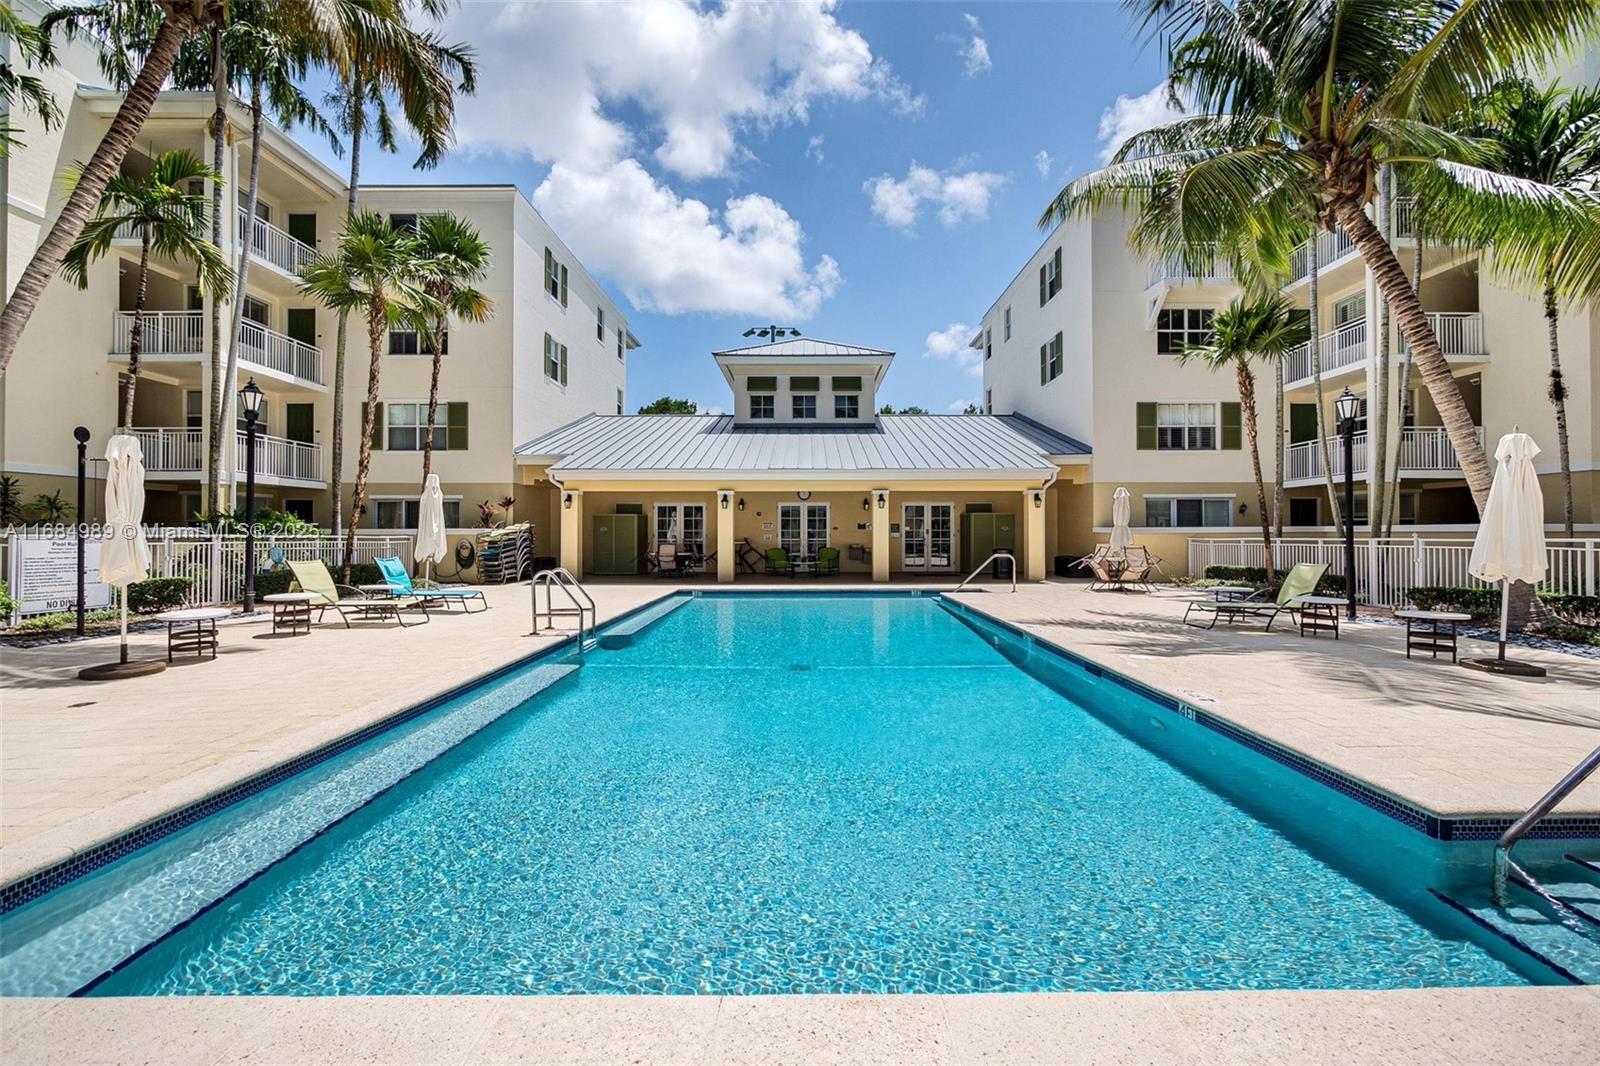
[1040,332,1063,384]
[1155,307,1213,356]
[372,494,463,530]
[616,388,624,415]
[1332,291,1365,326]
[1142,494,1235,529]
[653,502,708,557]
[984,327,992,361]
[834,393,859,419]
[1003,306,1012,341]
[596,306,606,342]
[792,394,816,420]
[544,333,568,385]
[1155,401,1220,452]
[750,394,775,419]
[778,502,829,557]
[382,400,462,452]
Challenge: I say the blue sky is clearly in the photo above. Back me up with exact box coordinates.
[312,2,1171,415]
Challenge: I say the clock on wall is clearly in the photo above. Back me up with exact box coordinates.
[796,491,812,501]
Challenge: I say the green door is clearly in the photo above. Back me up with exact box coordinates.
[285,308,317,347]
[287,213,317,247]
[285,403,315,444]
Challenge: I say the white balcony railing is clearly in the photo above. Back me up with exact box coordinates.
[237,430,322,483]
[1285,425,1483,483]
[120,426,203,473]
[1147,252,1235,289]
[236,319,323,385]
[1392,197,1416,240]
[238,207,315,276]
[1399,311,1486,359]
[1285,318,1367,386]
[1287,226,1358,282]
[112,310,205,355]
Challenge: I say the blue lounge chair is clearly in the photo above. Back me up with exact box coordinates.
[374,556,489,613]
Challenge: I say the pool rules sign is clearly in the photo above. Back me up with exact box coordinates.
[11,536,112,615]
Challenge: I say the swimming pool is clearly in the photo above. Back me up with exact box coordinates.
[0,594,1580,994]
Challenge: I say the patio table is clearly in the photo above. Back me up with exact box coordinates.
[263,592,315,636]
[154,607,229,662]
[1394,609,1472,663]
[1291,595,1346,639]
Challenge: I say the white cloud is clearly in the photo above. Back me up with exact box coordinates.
[806,135,825,164]
[864,162,1007,229]
[1097,81,1189,164]
[922,322,982,378]
[437,0,920,319]
[534,160,841,319]
[946,397,979,413]
[959,14,992,79]
[1034,150,1052,178]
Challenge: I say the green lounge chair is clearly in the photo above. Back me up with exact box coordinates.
[815,546,840,576]
[287,559,429,627]
[1183,562,1328,631]
[375,556,488,612]
[765,548,791,575]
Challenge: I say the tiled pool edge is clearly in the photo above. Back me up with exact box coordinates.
[942,597,1600,844]
[0,590,683,915]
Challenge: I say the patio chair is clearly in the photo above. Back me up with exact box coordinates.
[374,556,487,613]
[815,546,840,576]
[1121,546,1160,590]
[765,548,791,576]
[1079,545,1118,590]
[287,560,430,627]
[1183,562,1327,632]
[736,539,764,574]
[655,542,682,578]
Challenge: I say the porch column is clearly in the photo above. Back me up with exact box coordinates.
[871,489,890,582]
[559,488,583,574]
[1023,488,1046,582]
[717,489,735,583]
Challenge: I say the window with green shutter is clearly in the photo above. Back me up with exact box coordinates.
[446,402,469,450]
[1220,402,1242,450]
[830,376,861,391]
[789,376,819,393]
[748,376,777,391]
[1136,402,1157,450]
[559,342,568,385]
[363,402,384,450]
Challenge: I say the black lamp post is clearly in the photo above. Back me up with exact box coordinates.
[1334,387,1361,621]
[74,426,91,636]
[240,379,264,613]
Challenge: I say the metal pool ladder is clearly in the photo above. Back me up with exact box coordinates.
[1493,743,1600,906]
[952,551,1017,594]
[531,567,597,650]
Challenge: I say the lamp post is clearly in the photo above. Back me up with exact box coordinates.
[1334,387,1360,621]
[74,426,90,636]
[240,379,263,613]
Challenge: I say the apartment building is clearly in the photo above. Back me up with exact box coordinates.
[1,15,634,534]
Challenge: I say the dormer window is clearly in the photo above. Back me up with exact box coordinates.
[751,395,774,419]
[834,395,859,418]
[793,395,816,419]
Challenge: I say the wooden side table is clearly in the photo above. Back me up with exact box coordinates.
[1291,595,1347,638]
[1394,610,1472,662]
[264,592,315,635]
[155,607,229,662]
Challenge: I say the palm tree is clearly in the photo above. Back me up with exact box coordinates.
[299,212,439,577]
[0,1,62,155]
[321,3,476,550]
[1178,294,1308,579]
[1420,79,1600,538]
[412,213,492,485]
[60,149,232,426]
[0,1,228,373]
[1040,0,1600,514]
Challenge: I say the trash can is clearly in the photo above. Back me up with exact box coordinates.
[1054,555,1075,577]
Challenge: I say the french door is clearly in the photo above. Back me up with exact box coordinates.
[654,503,706,555]
[778,503,829,557]
[901,502,954,570]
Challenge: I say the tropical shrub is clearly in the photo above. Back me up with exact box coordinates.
[1541,595,1600,628]
[0,579,18,617]
[1204,565,1269,584]
[1404,586,1505,620]
[1535,622,1600,647]
[127,576,192,613]
[253,561,382,597]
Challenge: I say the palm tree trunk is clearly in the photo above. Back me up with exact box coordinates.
[1308,229,1341,529]
[1237,360,1273,581]
[0,6,206,372]
[123,233,152,428]
[1369,167,1391,538]
[1385,229,1422,537]
[422,315,444,486]
[1272,358,1284,541]
[331,70,364,552]
[343,296,386,583]
[1333,202,1490,510]
[224,78,263,445]
[1543,274,1574,539]
[205,24,228,517]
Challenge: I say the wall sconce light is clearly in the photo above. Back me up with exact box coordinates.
[1032,491,1043,509]
[861,496,870,512]
[1238,502,1248,514]
[720,494,729,510]
[737,498,746,512]
[875,491,886,510]
[562,492,573,509]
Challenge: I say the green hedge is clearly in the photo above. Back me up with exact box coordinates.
[127,576,193,614]
[1542,594,1600,627]
[253,561,383,598]
[1405,587,1600,628]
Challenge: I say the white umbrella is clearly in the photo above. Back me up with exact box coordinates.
[1109,487,1134,555]
[414,473,448,581]
[1464,431,1547,676]
[80,434,163,678]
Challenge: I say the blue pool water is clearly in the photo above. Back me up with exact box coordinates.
[2,595,1564,994]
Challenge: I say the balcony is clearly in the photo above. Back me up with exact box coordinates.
[1285,318,1367,388]
[1146,251,1235,290]
[1399,311,1487,361]
[120,427,323,486]
[1285,199,1417,284]
[1284,425,1483,486]
[238,208,316,276]
[112,311,324,387]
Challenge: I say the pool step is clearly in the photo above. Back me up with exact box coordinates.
[1432,885,1600,984]
[596,596,690,649]
[0,662,580,997]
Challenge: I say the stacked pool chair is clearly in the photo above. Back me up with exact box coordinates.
[476,524,534,582]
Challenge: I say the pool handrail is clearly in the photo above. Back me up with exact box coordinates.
[1492,743,1600,906]
[531,567,596,649]
[952,551,1017,594]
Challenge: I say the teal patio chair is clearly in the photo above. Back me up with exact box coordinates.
[375,556,488,613]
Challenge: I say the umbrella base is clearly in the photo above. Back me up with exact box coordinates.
[78,660,167,681]
[1460,657,1547,678]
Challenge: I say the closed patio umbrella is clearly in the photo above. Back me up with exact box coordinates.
[415,473,448,581]
[79,434,165,679]
[1109,487,1134,555]
[1463,431,1547,677]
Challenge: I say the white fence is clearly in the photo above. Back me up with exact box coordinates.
[3,530,414,620]
[1188,535,1600,607]
[1285,426,1481,484]
[113,310,205,356]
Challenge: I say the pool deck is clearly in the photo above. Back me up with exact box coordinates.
[3,578,1598,1063]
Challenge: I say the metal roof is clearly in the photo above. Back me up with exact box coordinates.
[515,414,1089,478]
[711,337,894,359]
